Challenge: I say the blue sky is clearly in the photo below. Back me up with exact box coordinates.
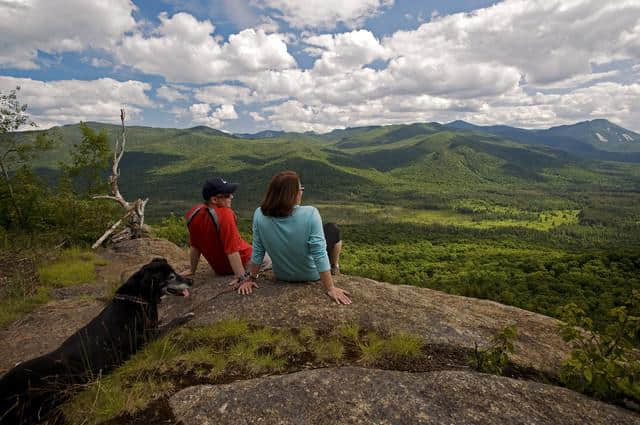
[1,0,639,133]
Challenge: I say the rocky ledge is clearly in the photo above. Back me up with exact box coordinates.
[170,367,639,425]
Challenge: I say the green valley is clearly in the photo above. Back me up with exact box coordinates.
[8,119,640,329]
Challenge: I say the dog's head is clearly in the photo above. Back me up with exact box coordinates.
[118,258,192,302]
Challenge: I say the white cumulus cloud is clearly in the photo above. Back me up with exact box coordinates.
[189,103,238,128]
[304,30,389,75]
[251,0,640,132]
[116,12,297,83]
[254,0,394,29]
[0,0,136,69]
[157,85,189,102]
[194,85,254,105]
[0,76,151,128]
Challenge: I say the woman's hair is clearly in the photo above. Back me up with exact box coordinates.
[260,170,300,217]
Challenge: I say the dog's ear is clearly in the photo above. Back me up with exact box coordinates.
[151,258,168,264]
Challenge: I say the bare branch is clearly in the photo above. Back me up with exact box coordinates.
[92,195,129,209]
[92,108,149,249]
[92,216,126,249]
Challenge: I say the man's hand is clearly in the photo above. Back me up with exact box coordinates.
[326,287,352,305]
[237,279,259,295]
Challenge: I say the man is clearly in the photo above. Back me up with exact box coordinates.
[182,177,255,278]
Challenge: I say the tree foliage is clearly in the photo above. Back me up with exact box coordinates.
[470,325,518,375]
[0,88,117,243]
[0,86,56,227]
[558,294,640,404]
[61,122,111,197]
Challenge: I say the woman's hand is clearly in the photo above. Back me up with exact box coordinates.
[327,287,352,305]
[237,279,259,295]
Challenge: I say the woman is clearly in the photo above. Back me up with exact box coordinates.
[235,171,352,305]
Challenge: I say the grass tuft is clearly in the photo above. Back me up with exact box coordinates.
[63,321,427,424]
[38,248,106,287]
[383,333,424,359]
[335,323,361,344]
[0,286,51,328]
[358,332,385,365]
[312,338,344,362]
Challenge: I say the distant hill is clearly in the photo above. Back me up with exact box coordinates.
[188,125,235,138]
[15,118,640,219]
[444,119,640,159]
[235,130,287,139]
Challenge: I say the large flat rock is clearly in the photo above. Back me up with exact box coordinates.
[170,367,639,425]
[97,239,570,374]
[186,274,569,373]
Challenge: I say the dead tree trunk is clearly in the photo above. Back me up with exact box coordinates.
[92,109,149,249]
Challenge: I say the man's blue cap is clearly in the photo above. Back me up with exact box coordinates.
[202,177,239,200]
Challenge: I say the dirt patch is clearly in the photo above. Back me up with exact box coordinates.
[0,297,106,374]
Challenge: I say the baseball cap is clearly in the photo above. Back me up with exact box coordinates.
[202,177,239,200]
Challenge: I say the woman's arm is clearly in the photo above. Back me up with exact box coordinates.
[236,209,264,294]
[319,270,351,305]
[309,208,351,305]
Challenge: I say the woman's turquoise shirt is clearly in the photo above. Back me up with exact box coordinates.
[251,205,330,282]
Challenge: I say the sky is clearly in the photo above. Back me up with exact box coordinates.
[0,0,639,134]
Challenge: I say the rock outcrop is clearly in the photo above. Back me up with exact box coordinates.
[180,275,569,374]
[109,238,570,373]
[170,367,639,425]
[3,238,634,424]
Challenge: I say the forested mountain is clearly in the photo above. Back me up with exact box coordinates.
[444,119,640,159]
[22,119,640,222]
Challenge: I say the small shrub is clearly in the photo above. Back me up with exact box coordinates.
[558,294,640,404]
[153,213,188,247]
[471,325,518,375]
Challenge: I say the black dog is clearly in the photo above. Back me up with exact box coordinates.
[0,258,193,425]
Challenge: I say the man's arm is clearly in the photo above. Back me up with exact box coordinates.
[181,246,201,276]
[227,251,246,278]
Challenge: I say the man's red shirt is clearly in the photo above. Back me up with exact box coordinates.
[186,204,252,275]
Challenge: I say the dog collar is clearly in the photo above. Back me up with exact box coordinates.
[113,294,149,305]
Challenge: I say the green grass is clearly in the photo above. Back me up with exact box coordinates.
[62,321,429,424]
[0,248,108,328]
[38,248,107,287]
[383,334,424,360]
[311,338,345,362]
[0,287,51,328]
